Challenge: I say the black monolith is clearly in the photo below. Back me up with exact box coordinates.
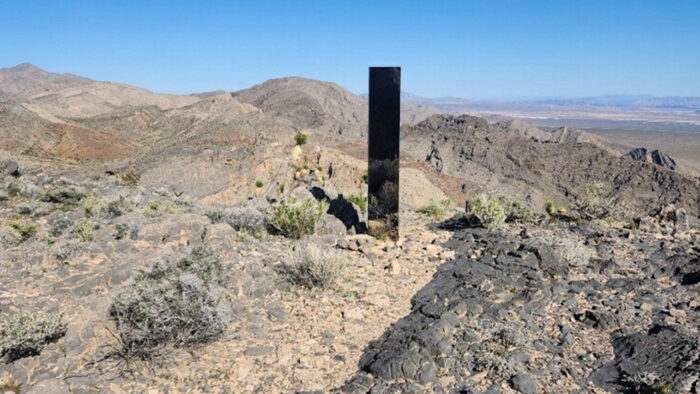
[368,67,400,240]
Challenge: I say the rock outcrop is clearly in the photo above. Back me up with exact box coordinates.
[624,147,678,171]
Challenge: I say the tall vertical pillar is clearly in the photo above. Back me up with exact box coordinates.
[368,67,400,241]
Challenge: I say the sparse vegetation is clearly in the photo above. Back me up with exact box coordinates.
[118,171,141,186]
[114,223,130,240]
[284,242,344,289]
[205,209,225,223]
[255,180,264,188]
[0,311,66,363]
[224,206,269,236]
[361,170,369,183]
[105,196,133,218]
[8,221,37,240]
[142,200,179,217]
[49,218,73,237]
[343,193,368,213]
[110,245,230,359]
[294,131,309,146]
[40,187,86,205]
[622,371,673,394]
[81,194,104,217]
[176,244,223,282]
[72,219,93,242]
[535,235,596,266]
[466,194,507,230]
[466,194,542,230]
[417,199,451,219]
[0,372,21,393]
[271,198,328,239]
[0,228,22,248]
[583,181,604,199]
[571,181,616,221]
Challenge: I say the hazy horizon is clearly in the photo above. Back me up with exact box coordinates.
[4,61,700,104]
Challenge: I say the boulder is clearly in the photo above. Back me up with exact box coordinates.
[337,234,376,254]
[509,374,537,394]
[0,160,20,177]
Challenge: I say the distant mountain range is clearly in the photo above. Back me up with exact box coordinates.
[399,92,700,110]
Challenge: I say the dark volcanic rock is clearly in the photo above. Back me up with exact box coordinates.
[342,228,564,392]
[592,325,700,393]
[624,147,678,172]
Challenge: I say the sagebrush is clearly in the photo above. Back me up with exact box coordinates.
[224,206,269,235]
[0,311,66,363]
[284,242,344,289]
[110,245,230,359]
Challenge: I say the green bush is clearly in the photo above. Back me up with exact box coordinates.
[72,219,93,242]
[294,131,309,146]
[205,209,225,223]
[142,201,179,218]
[176,245,223,283]
[417,199,451,219]
[8,221,37,240]
[571,181,614,221]
[254,180,264,188]
[466,194,542,230]
[114,224,130,240]
[343,193,368,213]
[40,187,86,205]
[271,198,328,239]
[583,181,604,199]
[466,194,507,230]
[0,312,66,363]
[361,170,369,183]
[105,196,134,218]
[284,242,344,289]
[110,245,229,359]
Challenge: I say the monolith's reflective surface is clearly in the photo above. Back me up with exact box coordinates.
[368,67,400,240]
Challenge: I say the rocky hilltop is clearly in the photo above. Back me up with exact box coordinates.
[0,64,698,393]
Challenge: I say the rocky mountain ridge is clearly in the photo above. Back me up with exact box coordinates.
[0,63,698,393]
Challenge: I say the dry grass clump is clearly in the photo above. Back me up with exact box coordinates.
[110,245,230,359]
[284,242,344,289]
[271,198,327,239]
[117,171,141,186]
[0,311,66,363]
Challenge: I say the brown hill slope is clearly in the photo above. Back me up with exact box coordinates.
[233,77,367,138]
[402,114,700,217]
[0,63,198,121]
[0,94,132,161]
[0,63,89,97]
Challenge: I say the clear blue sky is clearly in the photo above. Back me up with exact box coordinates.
[1,1,699,98]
